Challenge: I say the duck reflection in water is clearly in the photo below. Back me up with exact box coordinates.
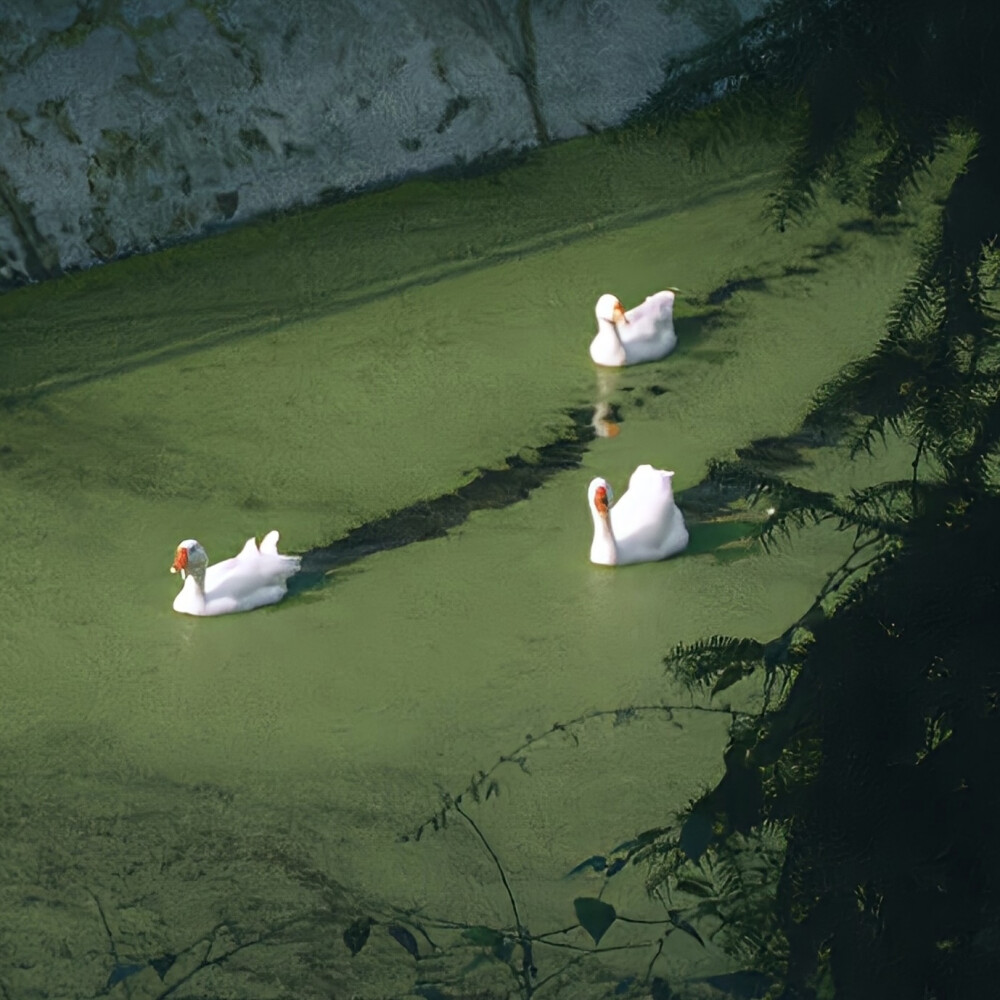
[591,368,622,438]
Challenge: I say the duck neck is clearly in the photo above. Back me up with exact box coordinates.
[595,317,626,365]
[181,567,208,610]
[590,510,618,566]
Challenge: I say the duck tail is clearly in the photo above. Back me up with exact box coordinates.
[260,530,281,555]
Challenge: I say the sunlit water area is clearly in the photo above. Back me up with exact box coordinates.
[0,123,959,997]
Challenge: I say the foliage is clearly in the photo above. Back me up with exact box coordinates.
[624,2,1000,996]
[646,823,789,978]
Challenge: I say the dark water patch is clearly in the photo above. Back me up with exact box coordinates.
[674,309,727,342]
[679,423,842,517]
[700,257,826,310]
[805,237,846,260]
[706,275,767,306]
[736,434,814,469]
[781,263,820,277]
[838,217,915,236]
[149,954,177,979]
[685,519,758,561]
[290,407,596,591]
[107,963,145,989]
[688,346,739,366]
[595,380,679,427]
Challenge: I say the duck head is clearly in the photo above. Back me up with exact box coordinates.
[587,477,618,565]
[171,539,208,580]
[595,293,627,325]
[588,478,613,517]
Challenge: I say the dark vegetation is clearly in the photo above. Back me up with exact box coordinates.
[624,0,1000,996]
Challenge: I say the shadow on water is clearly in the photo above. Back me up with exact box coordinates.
[289,406,598,594]
[685,518,758,561]
[838,217,917,236]
[288,423,772,600]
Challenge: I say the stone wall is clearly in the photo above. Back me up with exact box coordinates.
[0,0,762,285]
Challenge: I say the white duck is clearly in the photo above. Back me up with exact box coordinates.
[589,291,677,367]
[170,531,301,616]
[587,465,689,566]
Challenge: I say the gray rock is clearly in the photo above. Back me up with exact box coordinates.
[0,0,762,285]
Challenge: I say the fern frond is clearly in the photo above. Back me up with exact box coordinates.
[833,480,920,533]
[755,481,837,549]
[864,122,944,217]
[664,635,766,694]
[767,89,862,229]
[808,341,932,457]
[883,238,949,345]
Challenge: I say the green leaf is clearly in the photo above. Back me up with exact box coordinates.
[462,925,513,963]
[387,923,420,958]
[462,925,505,949]
[342,916,374,956]
[675,876,715,899]
[148,954,176,980]
[573,896,617,944]
[668,909,706,947]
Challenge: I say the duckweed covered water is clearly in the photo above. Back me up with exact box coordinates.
[0,126,960,997]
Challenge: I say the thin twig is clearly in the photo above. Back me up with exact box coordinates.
[153,913,321,1000]
[530,951,589,993]
[454,803,523,936]
[453,802,538,996]
[531,924,581,941]
[404,703,744,841]
[645,936,666,981]
[393,909,513,935]
[616,915,675,926]
[912,426,928,504]
[533,938,654,955]
[86,890,121,972]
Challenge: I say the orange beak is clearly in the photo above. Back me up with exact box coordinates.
[594,485,610,515]
[170,546,188,574]
[612,302,627,324]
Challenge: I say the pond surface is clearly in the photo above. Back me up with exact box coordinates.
[0,127,953,997]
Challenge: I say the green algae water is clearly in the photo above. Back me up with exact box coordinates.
[0,126,960,997]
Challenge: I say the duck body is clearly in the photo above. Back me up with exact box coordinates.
[170,531,301,616]
[589,291,677,367]
[588,465,689,566]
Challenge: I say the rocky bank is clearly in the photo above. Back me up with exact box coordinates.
[0,0,761,286]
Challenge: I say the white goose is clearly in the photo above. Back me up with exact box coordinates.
[170,531,301,616]
[588,465,689,566]
[589,291,677,367]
